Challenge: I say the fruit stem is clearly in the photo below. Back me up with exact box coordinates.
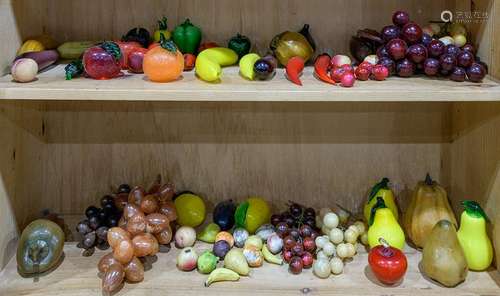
[424,173,433,186]
[462,200,489,221]
[369,197,387,226]
[379,237,390,248]
[368,177,390,202]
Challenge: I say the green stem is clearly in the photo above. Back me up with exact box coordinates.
[369,197,387,226]
[368,178,389,202]
[462,200,489,222]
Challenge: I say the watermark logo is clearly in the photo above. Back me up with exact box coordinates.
[441,10,488,23]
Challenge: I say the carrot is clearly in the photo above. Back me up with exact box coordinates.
[314,54,336,84]
[286,56,305,86]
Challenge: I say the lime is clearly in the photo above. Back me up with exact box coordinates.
[174,193,206,227]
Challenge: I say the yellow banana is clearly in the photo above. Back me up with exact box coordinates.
[195,47,238,82]
[239,53,260,80]
[262,244,283,265]
[204,267,240,287]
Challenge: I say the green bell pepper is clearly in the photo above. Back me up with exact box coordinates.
[228,33,251,59]
[172,19,202,54]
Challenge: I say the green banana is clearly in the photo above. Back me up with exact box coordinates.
[262,244,283,265]
[204,267,240,287]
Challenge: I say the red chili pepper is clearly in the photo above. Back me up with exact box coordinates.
[183,53,196,71]
[286,56,305,86]
[314,54,336,84]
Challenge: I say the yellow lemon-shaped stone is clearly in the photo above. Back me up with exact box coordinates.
[174,193,206,227]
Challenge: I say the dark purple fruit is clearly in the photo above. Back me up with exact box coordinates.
[292,243,304,257]
[299,224,313,238]
[304,208,315,218]
[378,57,396,75]
[96,240,110,250]
[381,25,400,42]
[477,61,489,74]
[213,200,236,231]
[462,44,476,55]
[304,217,316,229]
[392,11,410,27]
[253,58,275,80]
[421,33,432,46]
[376,46,390,58]
[402,23,423,44]
[76,220,92,234]
[117,184,131,194]
[106,215,119,228]
[101,195,115,207]
[96,226,109,240]
[406,44,427,64]
[82,231,97,249]
[439,54,457,71]
[276,222,290,237]
[271,214,282,226]
[289,228,301,241]
[386,38,407,60]
[427,39,445,57]
[423,58,440,76]
[445,44,461,57]
[284,215,295,227]
[457,51,475,68]
[85,206,100,218]
[213,240,231,259]
[467,62,486,83]
[440,68,450,77]
[88,215,102,230]
[450,67,466,82]
[289,203,303,218]
[396,58,415,77]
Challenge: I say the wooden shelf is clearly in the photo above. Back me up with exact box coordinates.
[1,242,498,296]
[1,65,499,102]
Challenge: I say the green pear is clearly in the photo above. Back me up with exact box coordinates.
[197,223,220,243]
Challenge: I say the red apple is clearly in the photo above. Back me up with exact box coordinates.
[368,238,407,285]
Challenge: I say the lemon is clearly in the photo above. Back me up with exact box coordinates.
[235,197,271,234]
[174,193,206,227]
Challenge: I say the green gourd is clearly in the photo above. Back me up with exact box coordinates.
[457,200,493,271]
[367,197,405,250]
[17,219,65,277]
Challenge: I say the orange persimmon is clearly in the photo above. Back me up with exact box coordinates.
[143,36,184,82]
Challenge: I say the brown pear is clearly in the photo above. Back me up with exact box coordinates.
[421,220,468,287]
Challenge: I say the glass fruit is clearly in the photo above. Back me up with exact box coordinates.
[396,58,415,77]
[174,193,206,227]
[423,58,440,76]
[440,54,457,72]
[457,51,475,68]
[386,39,407,60]
[467,63,486,82]
[427,39,445,57]
[450,67,466,82]
[83,42,122,80]
[402,23,423,44]
[381,25,400,42]
[392,11,410,27]
[406,44,427,64]
[143,36,184,83]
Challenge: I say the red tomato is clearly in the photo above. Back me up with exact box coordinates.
[368,240,407,285]
[183,53,196,71]
[115,41,142,69]
[198,42,218,53]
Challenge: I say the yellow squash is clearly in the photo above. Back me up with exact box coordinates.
[367,197,405,250]
[403,174,457,248]
[364,178,398,222]
[457,200,493,271]
[17,40,45,56]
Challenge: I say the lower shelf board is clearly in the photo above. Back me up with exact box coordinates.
[0,242,499,296]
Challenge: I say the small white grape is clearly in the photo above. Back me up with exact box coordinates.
[344,228,359,244]
[330,257,344,275]
[313,259,331,279]
[360,232,368,245]
[336,243,350,259]
[329,228,344,244]
[323,213,339,229]
[353,221,366,234]
[345,243,357,257]
[315,236,329,249]
[323,242,336,257]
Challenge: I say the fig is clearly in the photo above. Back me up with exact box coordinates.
[267,234,284,254]
[233,228,249,248]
